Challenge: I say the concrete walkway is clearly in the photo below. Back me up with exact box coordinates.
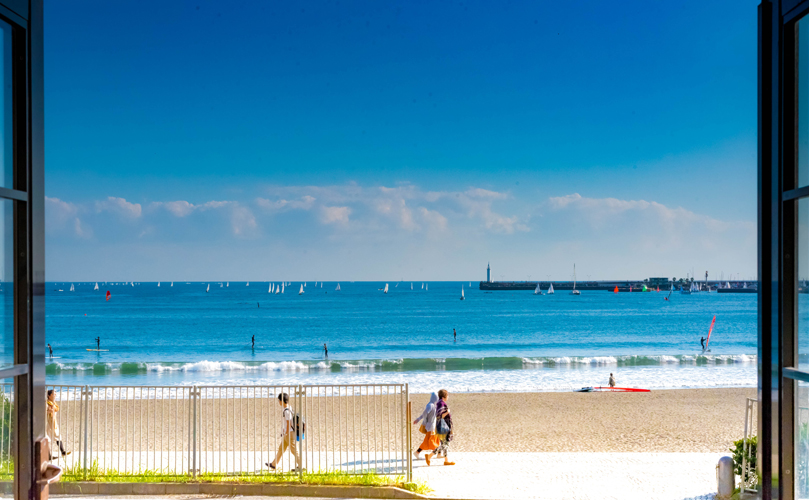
[412,452,723,500]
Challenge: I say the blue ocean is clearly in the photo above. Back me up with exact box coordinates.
[44,281,757,393]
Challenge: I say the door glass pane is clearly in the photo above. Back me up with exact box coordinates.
[797,17,809,188]
[0,200,12,370]
[799,381,809,498]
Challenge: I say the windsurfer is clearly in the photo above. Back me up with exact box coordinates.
[700,336,706,350]
[324,343,328,358]
[453,329,457,342]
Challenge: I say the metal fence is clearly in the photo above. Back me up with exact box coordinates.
[741,397,757,493]
[42,383,411,481]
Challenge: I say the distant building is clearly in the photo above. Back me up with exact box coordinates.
[648,277,670,287]
[487,263,491,283]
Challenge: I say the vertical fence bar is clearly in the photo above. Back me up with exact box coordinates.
[405,383,411,482]
[82,385,89,479]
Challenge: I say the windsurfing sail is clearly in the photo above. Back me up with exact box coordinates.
[411,283,413,290]
[70,283,74,292]
[206,284,210,293]
[461,285,465,300]
[384,283,389,293]
[105,290,111,301]
[299,284,304,295]
[94,282,99,290]
[281,283,284,293]
[157,282,160,287]
[426,283,428,291]
[335,283,341,291]
[246,282,249,286]
[275,285,279,294]
[705,315,716,350]
[613,286,618,293]
[421,283,424,289]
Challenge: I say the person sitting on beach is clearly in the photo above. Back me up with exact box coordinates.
[413,392,441,465]
[608,373,616,388]
[434,389,455,466]
[266,393,301,472]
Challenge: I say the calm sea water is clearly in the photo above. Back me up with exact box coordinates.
[44,281,757,392]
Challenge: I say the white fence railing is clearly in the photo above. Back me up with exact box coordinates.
[41,383,411,481]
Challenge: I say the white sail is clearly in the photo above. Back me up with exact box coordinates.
[275,285,279,294]
[281,283,285,293]
[411,283,413,290]
[246,282,249,287]
[226,282,229,287]
[421,283,424,289]
[571,264,581,295]
[269,283,272,293]
[299,284,304,295]
[384,283,389,293]
[461,285,465,300]
[206,284,210,292]
[321,282,323,288]
[426,283,428,291]
[548,283,554,294]
[534,283,540,295]
[157,282,160,287]
[93,282,99,290]
[70,283,74,292]
[469,282,471,287]
[304,282,307,287]
[336,283,341,291]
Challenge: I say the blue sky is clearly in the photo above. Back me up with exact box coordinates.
[44,0,758,282]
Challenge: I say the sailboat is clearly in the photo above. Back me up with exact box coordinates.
[335,283,341,291]
[469,282,471,287]
[157,282,160,287]
[94,282,99,291]
[269,283,272,293]
[304,282,307,287]
[571,265,581,295]
[226,282,229,287]
[425,283,428,291]
[298,284,304,295]
[379,284,389,293]
[70,283,74,292]
[548,283,555,294]
[275,285,279,294]
[421,283,424,289]
[246,282,249,287]
[206,284,210,293]
[534,283,542,295]
[281,283,285,293]
[460,285,465,300]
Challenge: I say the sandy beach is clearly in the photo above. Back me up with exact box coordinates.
[411,388,755,453]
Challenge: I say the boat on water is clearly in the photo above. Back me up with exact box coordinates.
[157,282,160,287]
[460,285,465,300]
[206,284,210,293]
[534,283,543,295]
[70,283,74,292]
[379,283,389,293]
[246,282,249,287]
[425,283,428,291]
[335,283,341,291]
[275,285,279,294]
[269,283,273,293]
[548,283,555,294]
[94,282,99,290]
[571,264,581,295]
[299,284,304,295]
[281,283,284,293]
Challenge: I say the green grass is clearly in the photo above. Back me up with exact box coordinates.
[57,461,431,495]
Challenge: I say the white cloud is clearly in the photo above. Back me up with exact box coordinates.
[95,197,142,218]
[320,206,351,225]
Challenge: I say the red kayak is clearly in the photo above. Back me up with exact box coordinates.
[575,386,651,393]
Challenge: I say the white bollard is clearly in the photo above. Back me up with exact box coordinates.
[717,456,735,499]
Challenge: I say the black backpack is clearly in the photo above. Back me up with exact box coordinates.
[286,407,306,436]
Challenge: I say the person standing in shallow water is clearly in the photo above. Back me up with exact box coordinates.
[252,335,255,349]
[608,373,616,388]
[453,329,457,342]
[324,343,328,358]
[434,389,455,466]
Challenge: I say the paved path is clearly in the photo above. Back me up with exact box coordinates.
[412,452,723,500]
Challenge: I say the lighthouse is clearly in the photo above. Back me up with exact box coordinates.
[487,262,491,283]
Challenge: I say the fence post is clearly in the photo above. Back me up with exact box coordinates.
[405,383,411,483]
[297,384,304,480]
[191,387,199,478]
[82,385,90,479]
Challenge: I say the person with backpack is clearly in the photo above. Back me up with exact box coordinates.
[266,392,301,471]
[434,389,455,466]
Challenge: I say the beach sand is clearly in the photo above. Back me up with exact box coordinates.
[411,388,756,453]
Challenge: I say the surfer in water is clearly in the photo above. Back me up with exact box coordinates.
[94,337,100,350]
[453,329,457,342]
[252,335,255,349]
[47,343,53,357]
[324,343,328,358]
[700,336,706,350]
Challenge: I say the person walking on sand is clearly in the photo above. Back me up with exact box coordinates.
[434,389,455,466]
[47,344,52,357]
[413,392,441,465]
[608,373,616,388]
[324,343,328,358]
[266,393,301,471]
[47,390,70,458]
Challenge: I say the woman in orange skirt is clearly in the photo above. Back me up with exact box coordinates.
[413,392,440,465]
